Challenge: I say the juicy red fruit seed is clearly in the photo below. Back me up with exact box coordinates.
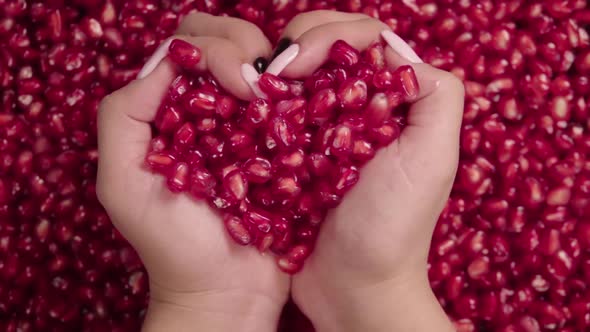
[168,39,202,68]
[224,214,251,245]
[393,65,420,100]
[338,78,368,110]
[167,162,189,192]
[258,73,292,100]
[329,40,360,67]
[223,170,248,201]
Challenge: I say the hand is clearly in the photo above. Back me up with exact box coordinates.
[265,11,464,331]
[96,13,288,332]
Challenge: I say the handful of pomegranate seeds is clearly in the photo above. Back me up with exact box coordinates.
[146,39,419,273]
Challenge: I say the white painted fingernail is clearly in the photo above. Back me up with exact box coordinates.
[138,38,173,79]
[380,30,423,63]
[241,64,267,99]
[265,44,300,76]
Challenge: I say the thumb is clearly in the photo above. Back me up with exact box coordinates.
[97,59,176,208]
[384,46,465,189]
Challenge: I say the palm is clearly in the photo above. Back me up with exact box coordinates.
[111,156,289,302]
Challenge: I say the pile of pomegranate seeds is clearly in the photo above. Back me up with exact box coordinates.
[147,38,418,274]
[0,0,589,331]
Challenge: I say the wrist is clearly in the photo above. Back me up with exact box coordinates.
[301,271,454,332]
[142,284,283,332]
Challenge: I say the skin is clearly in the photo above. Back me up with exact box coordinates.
[97,13,288,332]
[97,11,464,332]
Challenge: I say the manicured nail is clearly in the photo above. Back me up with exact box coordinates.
[254,57,269,74]
[241,63,267,99]
[271,38,293,60]
[266,44,299,76]
[380,30,423,63]
[137,38,173,79]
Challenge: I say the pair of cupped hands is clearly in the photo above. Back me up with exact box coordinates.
[97,11,464,332]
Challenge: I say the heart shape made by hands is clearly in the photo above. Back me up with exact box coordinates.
[145,38,419,273]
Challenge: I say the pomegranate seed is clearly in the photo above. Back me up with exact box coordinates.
[277,257,302,274]
[258,73,291,100]
[183,89,216,116]
[167,162,189,192]
[146,151,175,172]
[308,88,337,125]
[393,65,420,100]
[223,170,248,201]
[224,214,251,245]
[329,40,360,67]
[337,78,368,110]
[168,39,201,68]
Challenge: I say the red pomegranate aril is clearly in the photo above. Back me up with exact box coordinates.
[257,233,274,252]
[315,181,342,208]
[273,175,302,198]
[277,257,302,274]
[329,40,360,67]
[269,116,296,149]
[224,214,251,245]
[244,98,271,128]
[190,168,216,198]
[173,123,195,148]
[155,104,183,133]
[392,65,420,100]
[275,149,305,170]
[223,169,248,201]
[352,139,376,162]
[333,165,360,194]
[242,157,272,184]
[305,69,336,92]
[183,90,216,116]
[307,153,334,177]
[258,73,292,100]
[167,162,189,193]
[145,151,175,172]
[244,209,272,233]
[169,74,190,102]
[368,119,400,146]
[330,125,353,158]
[338,78,368,110]
[365,92,394,127]
[168,39,201,68]
[215,95,238,120]
[275,97,307,127]
[308,88,337,125]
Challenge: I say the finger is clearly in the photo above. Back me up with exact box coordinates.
[97,60,175,200]
[143,36,262,100]
[278,10,369,43]
[269,18,389,78]
[384,47,465,186]
[176,12,272,61]
[269,11,369,63]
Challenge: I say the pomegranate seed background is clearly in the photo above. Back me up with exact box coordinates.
[1,0,589,331]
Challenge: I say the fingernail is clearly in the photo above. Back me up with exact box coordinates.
[380,30,423,64]
[138,38,173,79]
[241,63,267,99]
[254,57,269,74]
[271,38,293,60]
[266,44,299,76]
